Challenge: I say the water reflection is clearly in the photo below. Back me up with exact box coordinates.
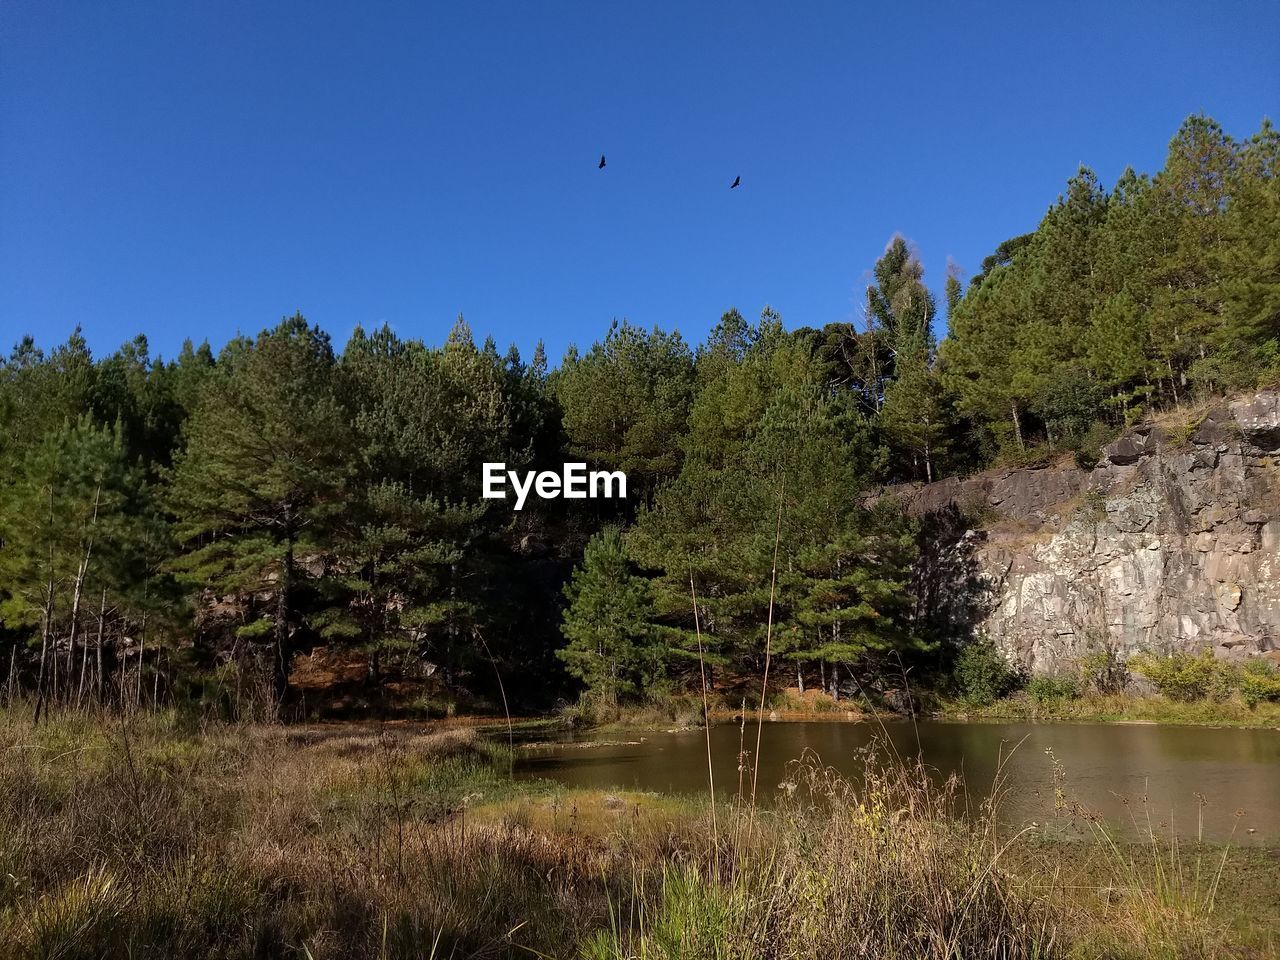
[516,721,1280,844]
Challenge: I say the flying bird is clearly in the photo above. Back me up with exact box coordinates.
[599,154,606,169]
[730,175,741,189]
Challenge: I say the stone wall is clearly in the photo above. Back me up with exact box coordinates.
[901,392,1280,673]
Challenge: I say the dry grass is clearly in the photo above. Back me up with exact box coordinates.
[0,710,1268,959]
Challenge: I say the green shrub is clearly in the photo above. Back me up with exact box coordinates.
[1027,675,1080,703]
[1239,658,1280,707]
[1072,421,1120,469]
[1128,650,1237,702]
[1078,646,1129,694]
[954,638,1018,707]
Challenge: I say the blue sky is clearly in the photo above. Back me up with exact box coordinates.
[2,1,1277,366]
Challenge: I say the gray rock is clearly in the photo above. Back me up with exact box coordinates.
[1230,392,1280,452]
[903,390,1280,674]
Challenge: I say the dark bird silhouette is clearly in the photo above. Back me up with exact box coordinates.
[730,175,741,189]
[599,154,606,169]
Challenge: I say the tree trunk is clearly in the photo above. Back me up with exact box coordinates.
[95,590,107,705]
[797,662,804,694]
[66,561,86,706]
[71,485,102,709]
[922,413,935,483]
[34,593,53,725]
[273,537,294,702]
[136,610,147,711]
[1011,400,1024,450]
[37,487,54,721]
[117,646,126,710]
[77,608,92,710]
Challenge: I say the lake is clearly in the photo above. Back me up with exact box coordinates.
[516,719,1280,844]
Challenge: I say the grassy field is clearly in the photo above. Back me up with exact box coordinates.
[559,686,1280,735]
[0,710,1275,959]
[941,692,1280,728]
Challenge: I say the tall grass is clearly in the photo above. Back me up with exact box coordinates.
[0,711,1259,959]
[1043,748,1246,959]
[585,751,1060,960]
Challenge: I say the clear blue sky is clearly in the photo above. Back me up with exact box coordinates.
[2,1,1277,366]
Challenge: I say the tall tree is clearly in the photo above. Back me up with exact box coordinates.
[558,528,663,704]
[552,319,695,505]
[0,417,161,712]
[168,315,353,698]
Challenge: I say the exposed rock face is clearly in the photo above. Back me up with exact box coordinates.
[904,393,1280,673]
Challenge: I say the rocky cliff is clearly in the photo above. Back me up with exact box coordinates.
[899,392,1280,673]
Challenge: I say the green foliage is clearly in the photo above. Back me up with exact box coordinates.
[1078,646,1129,694]
[335,322,527,685]
[558,528,663,703]
[943,115,1280,451]
[551,319,695,503]
[1027,674,1080,703]
[1124,651,1280,708]
[629,315,922,690]
[1239,658,1280,707]
[1072,421,1120,469]
[1129,650,1237,702]
[167,315,355,694]
[953,638,1018,707]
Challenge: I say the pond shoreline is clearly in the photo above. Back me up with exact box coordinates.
[516,716,1280,848]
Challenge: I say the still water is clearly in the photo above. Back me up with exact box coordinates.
[517,720,1280,844]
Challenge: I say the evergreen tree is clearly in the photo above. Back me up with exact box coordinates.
[1216,119,1280,378]
[630,320,919,691]
[168,315,353,698]
[879,352,949,482]
[0,417,163,711]
[336,324,498,691]
[551,319,695,504]
[558,528,662,703]
[869,235,936,361]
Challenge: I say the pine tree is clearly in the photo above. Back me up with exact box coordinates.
[944,263,963,319]
[868,236,936,360]
[0,416,161,712]
[558,528,662,704]
[1150,116,1238,391]
[631,321,919,689]
[1216,119,1280,376]
[336,324,496,690]
[551,319,695,503]
[168,315,353,698]
[879,353,949,482]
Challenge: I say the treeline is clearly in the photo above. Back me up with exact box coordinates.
[0,114,1275,715]
[941,115,1280,463]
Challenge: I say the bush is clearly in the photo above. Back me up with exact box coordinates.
[1027,675,1080,703]
[1072,421,1120,469]
[1078,646,1129,694]
[954,638,1018,707]
[1239,658,1280,707]
[1128,650,1237,702]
